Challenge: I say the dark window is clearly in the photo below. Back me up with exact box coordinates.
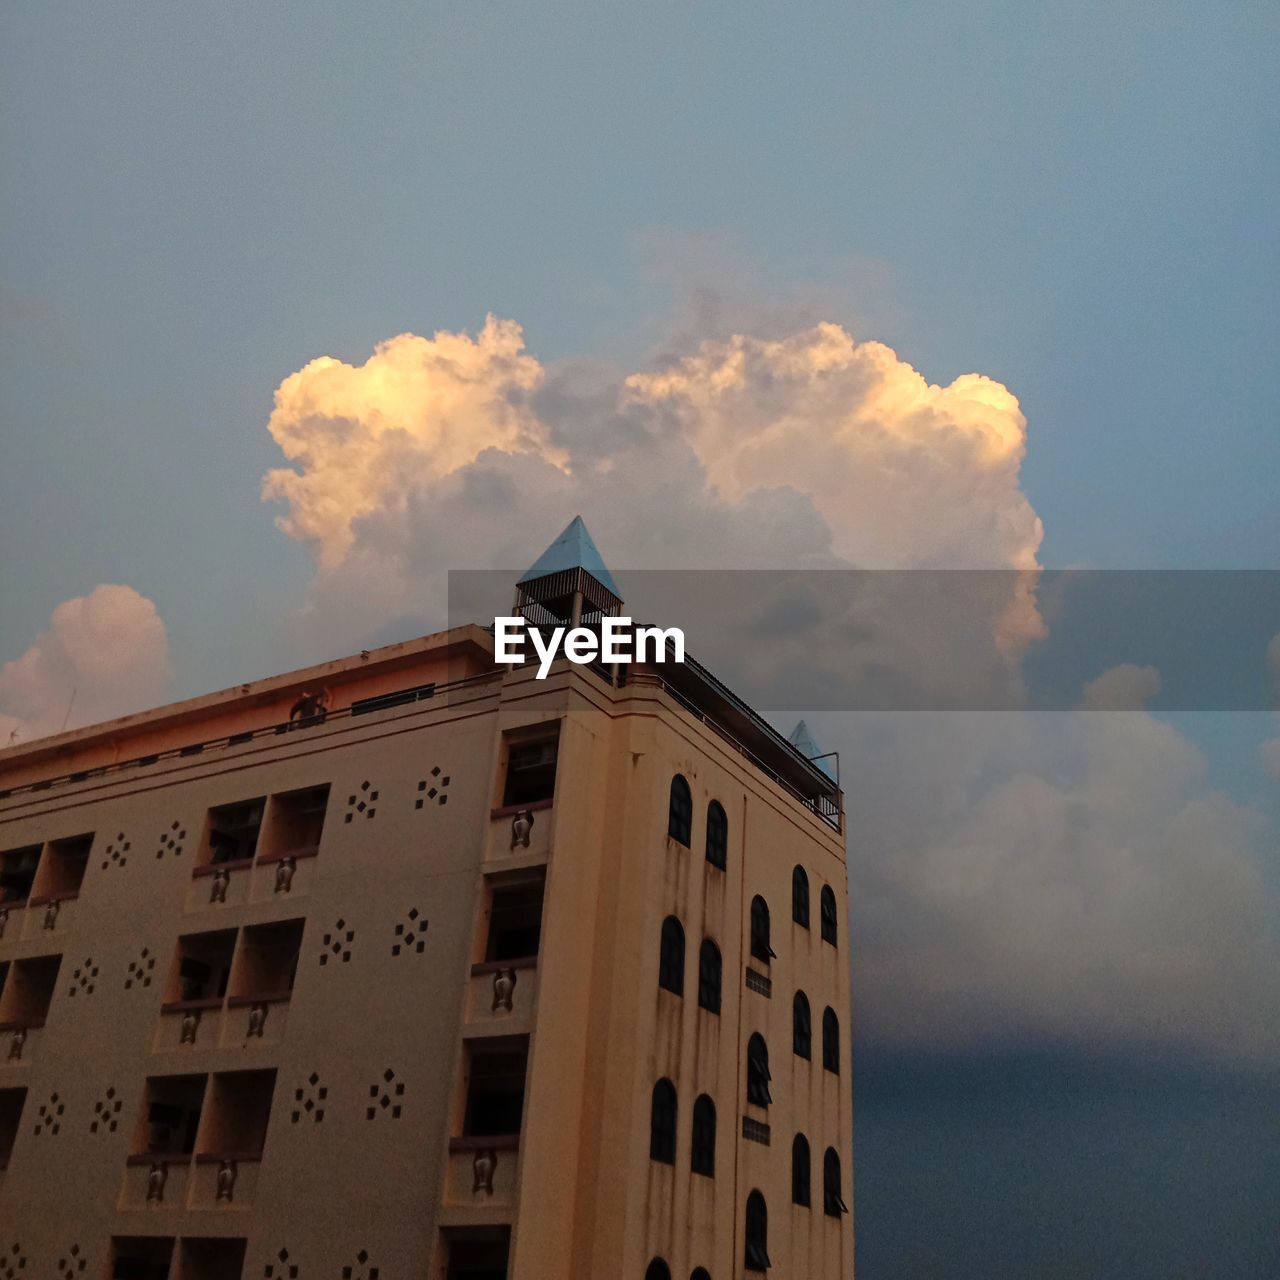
[0,954,61,1027]
[822,1007,840,1074]
[744,1190,770,1272]
[691,1094,716,1177]
[792,1133,811,1206]
[203,798,264,866]
[503,736,558,807]
[463,1043,529,1137]
[444,1230,510,1280]
[705,801,727,870]
[0,845,41,904]
[658,916,685,995]
[199,1069,276,1158]
[792,866,809,927]
[820,885,838,945]
[750,896,774,963]
[697,939,722,1014]
[485,872,545,961]
[824,1147,848,1216]
[138,1075,206,1156]
[792,991,811,1059]
[36,833,92,899]
[690,1271,711,1280]
[110,1238,174,1280]
[261,785,329,858]
[645,1263,672,1280]
[668,775,692,846]
[1,1087,29,1169]
[649,1079,677,1164]
[746,1033,771,1107]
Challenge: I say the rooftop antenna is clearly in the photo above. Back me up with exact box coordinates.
[60,686,77,732]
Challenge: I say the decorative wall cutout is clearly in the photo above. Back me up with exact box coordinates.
[264,1249,298,1280]
[414,767,450,809]
[291,1073,328,1124]
[1,1244,28,1280]
[340,1252,379,1280]
[319,921,354,966]
[366,1069,404,1120]
[391,908,426,956]
[34,1093,65,1137]
[156,820,187,860]
[344,782,379,823]
[55,1245,87,1276]
[68,958,99,998]
[124,947,155,990]
[100,832,131,871]
[89,1086,122,1134]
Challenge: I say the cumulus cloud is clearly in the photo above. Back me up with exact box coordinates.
[1082,663,1162,710]
[839,708,1280,1063]
[262,315,1044,663]
[0,584,171,745]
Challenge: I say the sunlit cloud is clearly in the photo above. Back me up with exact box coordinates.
[0,584,171,745]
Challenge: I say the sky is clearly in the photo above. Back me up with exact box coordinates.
[2,2,1279,1275]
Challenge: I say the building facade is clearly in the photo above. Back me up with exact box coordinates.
[0,524,852,1280]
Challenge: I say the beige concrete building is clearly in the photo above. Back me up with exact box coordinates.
[0,520,852,1280]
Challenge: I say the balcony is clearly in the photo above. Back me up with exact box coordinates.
[221,919,303,1048]
[190,1069,275,1209]
[186,798,264,911]
[178,1237,247,1280]
[0,844,40,941]
[486,730,558,863]
[22,833,91,940]
[0,954,60,1069]
[121,1074,205,1208]
[108,1236,174,1280]
[155,930,234,1053]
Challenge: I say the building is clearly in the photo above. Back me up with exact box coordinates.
[0,519,852,1280]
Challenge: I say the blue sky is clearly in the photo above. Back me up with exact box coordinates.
[3,3,1279,1274]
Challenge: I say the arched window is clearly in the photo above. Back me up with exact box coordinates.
[820,884,838,945]
[698,939,722,1015]
[792,991,811,1059]
[668,774,692,846]
[750,895,775,963]
[744,1189,770,1272]
[746,1033,771,1107]
[792,865,809,927]
[649,1079,677,1164]
[658,916,685,995]
[822,1007,840,1074]
[791,1133,811,1207]
[645,1262,672,1280]
[690,1271,711,1280]
[705,800,728,870]
[824,1147,848,1216]
[691,1094,716,1177]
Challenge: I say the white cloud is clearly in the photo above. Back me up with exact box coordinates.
[1082,663,1162,710]
[0,584,171,745]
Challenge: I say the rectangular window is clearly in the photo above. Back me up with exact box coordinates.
[0,1087,27,1171]
[443,1228,510,1280]
[167,931,236,1004]
[484,872,546,963]
[0,845,41,905]
[259,785,329,859]
[462,1040,529,1138]
[33,833,92,899]
[110,1237,174,1280]
[200,799,265,867]
[135,1076,206,1157]
[501,733,559,807]
[199,1069,276,1157]
[177,1238,246,1280]
[0,954,61,1027]
[230,920,304,1000]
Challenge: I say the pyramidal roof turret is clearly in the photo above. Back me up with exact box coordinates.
[518,515,621,598]
[789,719,836,780]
